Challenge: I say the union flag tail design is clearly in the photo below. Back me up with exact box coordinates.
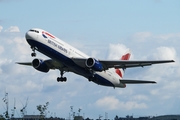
[115,51,131,78]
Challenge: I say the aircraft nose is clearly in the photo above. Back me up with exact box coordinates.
[25,30,38,47]
[25,31,32,40]
[25,30,38,41]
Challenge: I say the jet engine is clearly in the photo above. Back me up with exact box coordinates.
[32,59,49,72]
[85,58,103,72]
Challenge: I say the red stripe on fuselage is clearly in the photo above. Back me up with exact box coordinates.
[44,32,55,39]
[115,53,131,78]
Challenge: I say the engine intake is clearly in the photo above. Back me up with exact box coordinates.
[85,58,103,72]
[32,59,49,73]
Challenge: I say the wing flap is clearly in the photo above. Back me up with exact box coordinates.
[114,63,152,69]
[121,79,156,84]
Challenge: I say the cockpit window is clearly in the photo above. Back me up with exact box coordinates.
[29,29,39,33]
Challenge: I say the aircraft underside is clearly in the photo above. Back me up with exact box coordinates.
[26,39,115,87]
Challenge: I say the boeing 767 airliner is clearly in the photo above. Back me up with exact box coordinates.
[17,28,174,88]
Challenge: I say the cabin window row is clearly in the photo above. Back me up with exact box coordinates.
[29,29,39,33]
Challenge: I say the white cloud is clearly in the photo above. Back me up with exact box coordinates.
[139,46,177,82]
[5,26,20,32]
[150,79,180,97]
[116,88,134,96]
[56,100,69,109]
[157,33,180,40]
[131,32,180,44]
[162,81,180,92]
[132,95,149,101]
[13,36,31,55]
[95,96,147,110]
[150,89,160,96]
[0,26,3,32]
[108,44,130,60]
[91,50,100,58]
[24,80,43,93]
[132,32,152,42]
[95,96,120,110]
[152,46,177,60]
[0,46,4,54]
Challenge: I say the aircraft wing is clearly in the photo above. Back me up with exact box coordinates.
[100,60,175,69]
[18,58,174,72]
[72,58,174,70]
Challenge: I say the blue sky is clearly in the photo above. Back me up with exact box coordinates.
[0,0,180,119]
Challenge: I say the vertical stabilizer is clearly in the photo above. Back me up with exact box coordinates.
[115,50,131,78]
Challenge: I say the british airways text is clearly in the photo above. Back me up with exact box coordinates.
[48,40,67,53]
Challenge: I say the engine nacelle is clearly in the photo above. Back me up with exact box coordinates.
[85,58,103,72]
[32,59,49,73]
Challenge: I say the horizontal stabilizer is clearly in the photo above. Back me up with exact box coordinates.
[121,79,156,84]
[16,62,32,66]
[16,59,65,70]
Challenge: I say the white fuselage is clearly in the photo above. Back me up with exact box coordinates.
[26,28,126,88]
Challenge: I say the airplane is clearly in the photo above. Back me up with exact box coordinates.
[17,28,175,88]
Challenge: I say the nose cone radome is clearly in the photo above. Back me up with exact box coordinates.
[25,31,33,40]
[25,30,38,47]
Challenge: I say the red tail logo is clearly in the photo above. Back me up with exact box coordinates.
[115,52,131,78]
[121,53,131,60]
[116,69,123,78]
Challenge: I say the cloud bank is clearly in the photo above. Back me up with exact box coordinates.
[5,26,20,32]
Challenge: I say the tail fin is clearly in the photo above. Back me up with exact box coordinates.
[121,53,131,60]
[115,51,131,78]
